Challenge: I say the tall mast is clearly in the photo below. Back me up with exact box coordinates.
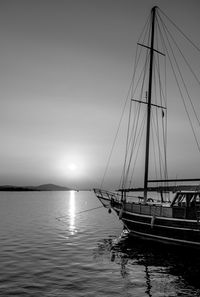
[143,6,157,203]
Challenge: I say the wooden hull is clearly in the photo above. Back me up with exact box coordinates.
[116,206,200,248]
[94,189,200,248]
[122,214,200,247]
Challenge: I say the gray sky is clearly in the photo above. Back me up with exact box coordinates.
[1,0,200,189]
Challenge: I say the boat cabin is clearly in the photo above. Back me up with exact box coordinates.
[171,191,200,219]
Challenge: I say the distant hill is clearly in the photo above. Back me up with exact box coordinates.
[34,184,70,191]
[0,184,71,191]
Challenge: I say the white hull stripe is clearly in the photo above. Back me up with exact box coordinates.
[122,217,200,232]
[127,229,200,246]
[115,208,198,223]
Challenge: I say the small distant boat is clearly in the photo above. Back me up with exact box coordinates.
[94,6,200,247]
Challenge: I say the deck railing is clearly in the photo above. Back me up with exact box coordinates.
[94,188,121,202]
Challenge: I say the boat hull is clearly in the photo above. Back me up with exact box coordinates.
[94,189,200,247]
[118,208,200,248]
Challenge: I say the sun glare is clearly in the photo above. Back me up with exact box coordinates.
[57,153,86,178]
[68,163,77,171]
[69,190,76,234]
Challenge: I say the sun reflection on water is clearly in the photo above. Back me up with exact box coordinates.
[69,190,76,234]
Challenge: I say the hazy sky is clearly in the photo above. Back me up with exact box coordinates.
[1,0,200,189]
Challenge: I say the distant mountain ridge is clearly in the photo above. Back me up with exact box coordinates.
[34,184,70,191]
[0,183,71,191]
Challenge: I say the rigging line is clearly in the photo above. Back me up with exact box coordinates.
[158,14,198,136]
[156,18,168,107]
[164,37,167,104]
[163,113,168,182]
[158,13,200,129]
[139,53,150,100]
[156,65,167,171]
[119,103,141,188]
[130,54,149,149]
[56,206,104,220]
[100,83,131,189]
[159,18,200,153]
[123,50,150,179]
[158,8,200,54]
[119,51,149,189]
[154,24,166,109]
[101,15,151,189]
[120,103,136,189]
[152,68,164,180]
[154,56,167,108]
[131,14,152,95]
[130,14,151,98]
[124,111,146,187]
[131,42,147,96]
[131,16,152,98]
[120,92,147,187]
[151,61,162,179]
[156,16,169,183]
[154,54,168,181]
[162,18,200,87]
[123,23,152,188]
[131,12,152,98]
[128,103,141,149]
[155,73,163,180]
[161,29,168,183]
[151,113,159,183]
[131,34,151,99]
[130,55,149,99]
[123,103,139,184]
[122,100,132,188]
[151,113,165,180]
[156,18,169,180]
[121,48,148,188]
[164,112,168,182]
[102,61,146,189]
[130,104,145,151]
[138,12,152,43]
[131,45,141,96]
[125,25,152,171]
[129,113,146,188]
[100,30,152,189]
[152,47,166,177]
[131,14,151,97]
[160,17,200,136]
[124,54,150,178]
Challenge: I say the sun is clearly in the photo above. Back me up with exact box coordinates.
[57,154,85,178]
[68,163,77,171]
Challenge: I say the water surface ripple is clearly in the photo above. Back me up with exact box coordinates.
[0,191,200,296]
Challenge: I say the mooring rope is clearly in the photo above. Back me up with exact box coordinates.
[56,205,104,221]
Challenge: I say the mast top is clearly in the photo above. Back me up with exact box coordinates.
[152,6,158,11]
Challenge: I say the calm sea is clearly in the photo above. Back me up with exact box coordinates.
[1,191,200,297]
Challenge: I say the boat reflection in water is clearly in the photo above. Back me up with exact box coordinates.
[69,190,76,235]
[94,231,200,296]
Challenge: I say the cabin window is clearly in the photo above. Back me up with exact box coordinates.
[196,194,200,205]
[172,193,186,207]
[189,195,196,206]
[178,194,186,206]
[172,193,200,207]
[172,194,180,206]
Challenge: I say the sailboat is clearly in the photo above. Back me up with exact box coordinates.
[94,6,200,247]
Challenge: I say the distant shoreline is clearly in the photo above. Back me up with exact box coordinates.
[0,184,71,192]
[0,188,70,192]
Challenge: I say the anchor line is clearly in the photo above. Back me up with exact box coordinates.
[56,205,104,221]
